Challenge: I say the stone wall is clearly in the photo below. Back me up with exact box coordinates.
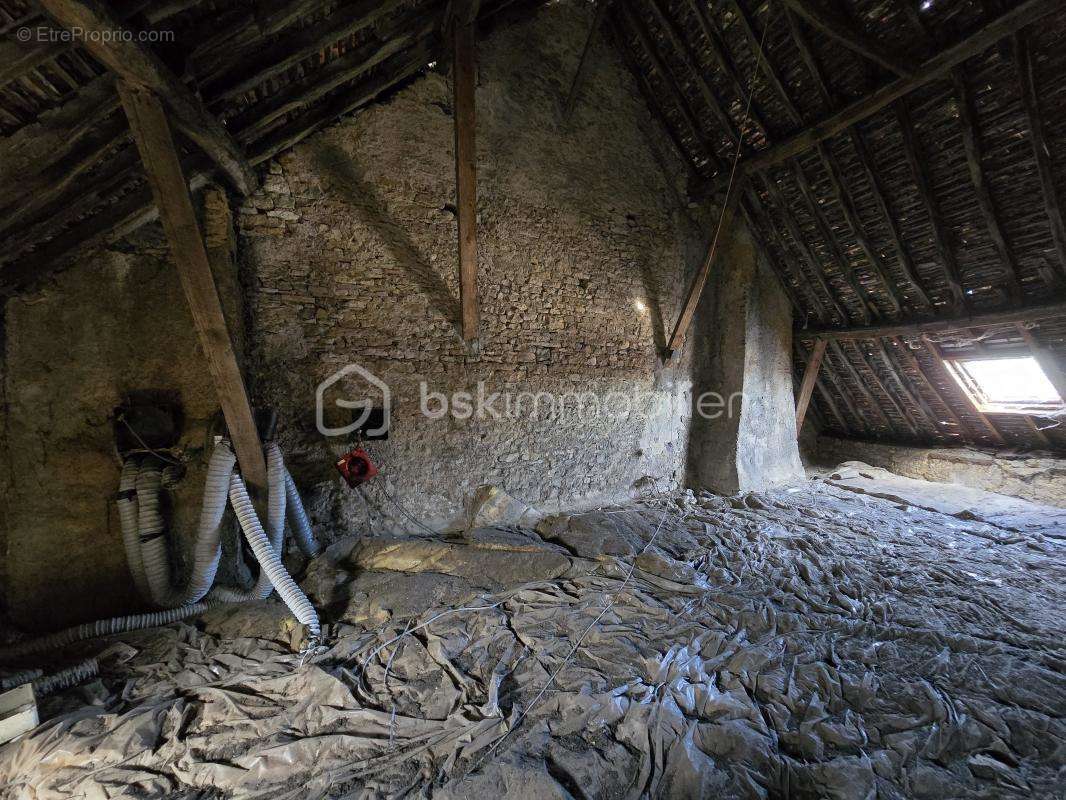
[0,1,710,627]
[237,1,708,530]
[814,436,1066,508]
[685,224,804,493]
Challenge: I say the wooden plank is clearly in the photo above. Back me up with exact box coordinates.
[1015,33,1066,285]
[895,101,967,307]
[452,3,480,345]
[953,68,1023,302]
[37,0,256,195]
[795,338,827,430]
[694,0,1065,194]
[117,82,267,494]
[804,299,1066,340]
[664,176,744,360]
[781,0,913,76]
[561,0,611,122]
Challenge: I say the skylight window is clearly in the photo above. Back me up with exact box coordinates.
[944,356,1065,415]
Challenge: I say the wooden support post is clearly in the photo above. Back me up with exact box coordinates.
[664,176,745,361]
[795,338,827,431]
[451,1,480,347]
[117,81,267,495]
[562,0,610,122]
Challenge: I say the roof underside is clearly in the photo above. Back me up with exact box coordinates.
[0,0,1063,453]
[610,0,1066,452]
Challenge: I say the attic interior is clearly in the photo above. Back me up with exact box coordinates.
[1,0,1065,796]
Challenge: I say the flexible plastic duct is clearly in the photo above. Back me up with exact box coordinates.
[228,472,320,639]
[284,469,321,558]
[117,458,151,602]
[136,463,172,607]
[210,443,287,603]
[0,602,211,662]
[32,658,99,696]
[0,667,43,691]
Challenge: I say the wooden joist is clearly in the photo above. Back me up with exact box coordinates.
[451,0,481,346]
[664,175,745,360]
[781,0,913,77]
[36,0,256,195]
[117,81,267,494]
[694,0,1065,195]
[795,338,826,431]
[800,299,1066,341]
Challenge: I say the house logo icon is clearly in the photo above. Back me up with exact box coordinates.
[315,364,390,437]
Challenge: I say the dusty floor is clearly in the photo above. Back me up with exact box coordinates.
[1,465,1064,799]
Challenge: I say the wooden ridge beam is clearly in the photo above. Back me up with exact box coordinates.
[952,68,1024,303]
[36,0,257,195]
[664,176,745,360]
[451,0,481,346]
[694,0,1065,194]
[1015,33,1066,286]
[117,81,267,494]
[781,0,913,77]
[799,298,1066,340]
[795,338,827,431]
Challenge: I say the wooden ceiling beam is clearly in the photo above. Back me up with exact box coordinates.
[952,68,1024,303]
[694,0,1065,194]
[117,80,268,495]
[36,0,257,195]
[894,100,967,308]
[781,0,913,77]
[800,298,1066,340]
[1014,33,1066,287]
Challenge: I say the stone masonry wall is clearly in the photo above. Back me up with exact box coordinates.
[0,1,709,627]
[237,1,708,531]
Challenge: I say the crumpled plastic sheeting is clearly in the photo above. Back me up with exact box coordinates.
[1,476,1064,799]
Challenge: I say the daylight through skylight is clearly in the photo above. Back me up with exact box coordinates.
[945,356,1064,413]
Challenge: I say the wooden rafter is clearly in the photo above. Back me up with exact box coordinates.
[118,81,267,494]
[1016,324,1066,408]
[846,340,920,437]
[889,337,973,444]
[562,0,611,122]
[781,0,913,77]
[803,298,1066,340]
[1014,32,1066,286]
[694,0,1064,194]
[919,334,1010,447]
[894,101,967,307]
[827,340,897,436]
[872,339,943,439]
[36,0,257,195]
[952,67,1023,303]
[795,338,826,430]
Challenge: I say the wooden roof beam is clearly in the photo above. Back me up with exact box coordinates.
[889,337,975,445]
[1014,33,1066,287]
[694,0,1065,195]
[451,0,481,347]
[36,0,257,195]
[781,0,913,77]
[795,338,827,431]
[952,68,1024,303]
[800,298,1066,340]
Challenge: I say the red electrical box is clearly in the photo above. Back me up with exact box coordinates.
[336,448,378,487]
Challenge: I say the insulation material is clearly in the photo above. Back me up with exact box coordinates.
[1,474,1063,798]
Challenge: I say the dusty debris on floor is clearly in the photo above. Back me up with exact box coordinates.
[1,470,1063,799]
